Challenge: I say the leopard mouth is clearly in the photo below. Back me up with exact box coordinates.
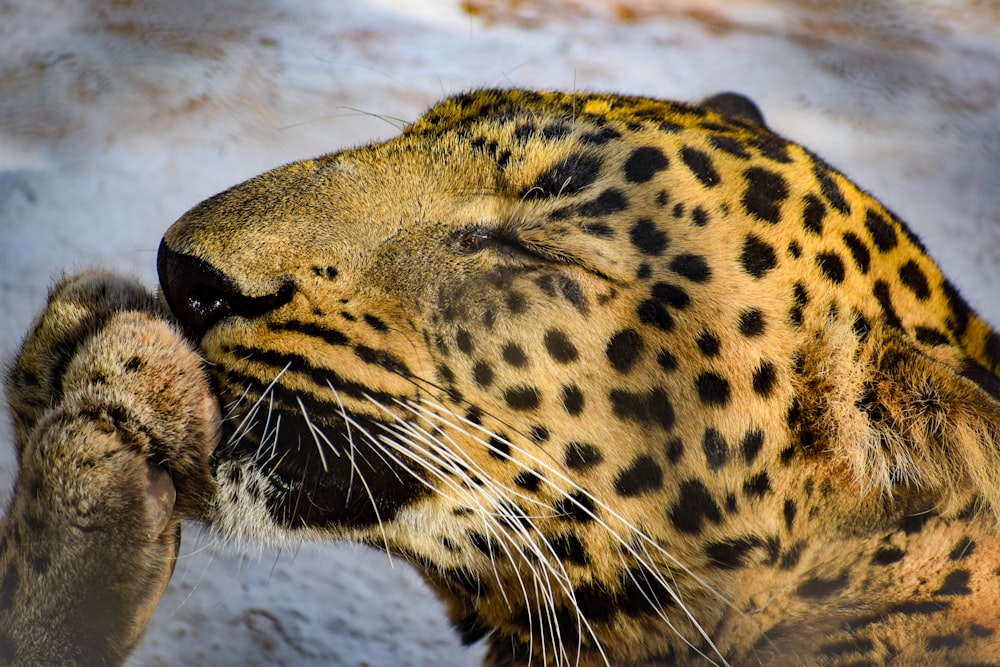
[157,243,430,534]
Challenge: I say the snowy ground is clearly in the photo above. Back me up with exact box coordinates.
[1,1,998,665]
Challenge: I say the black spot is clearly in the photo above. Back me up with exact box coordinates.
[504,386,540,410]
[529,425,549,443]
[551,533,589,565]
[691,206,709,227]
[818,637,876,657]
[514,470,542,492]
[473,361,494,387]
[899,260,931,301]
[555,491,596,523]
[752,361,777,397]
[614,455,664,497]
[840,233,872,275]
[463,407,482,426]
[364,314,389,331]
[505,290,528,314]
[900,510,935,534]
[487,435,511,460]
[523,153,602,199]
[949,536,976,561]
[669,479,723,535]
[558,275,588,314]
[705,536,765,570]
[580,221,614,238]
[651,282,690,309]
[934,569,972,596]
[680,146,720,186]
[578,188,628,217]
[544,329,578,363]
[502,342,529,367]
[812,157,850,215]
[697,331,721,357]
[541,123,570,139]
[871,546,905,566]
[741,428,764,464]
[873,280,904,329]
[657,349,678,372]
[709,134,750,159]
[606,329,643,373]
[637,299,674,332]
[666,437,684,464]
[738,308,766,337]
[629,218,669,256]
[927,634,964,651]
[455,328,474,354]
[740,234,777,278]
[623,146,670,183]
[787,241,801,258]
[437,363,456,384]
[513,123,535,142]
[780,541,805,569]
[561,384,584,415]
[749,133,792,163]
[670,254,712,282]
[943,279,972,337]
[742,167,788,224]
[789,283,809,327]
[580,127,621,145]
[696,372,731,407]
[609,388,675,431]
[796,571,850,599]
[743,471,770,498]
[912,326,950,348]
[636,263,652,279]
[702,427,729,470]
[783,499,797,530]
[565,442,604,471]
[725,493,738,514]
[801,193,826,235]
[970,624,994,638]
[468,531,499,557]
[816,251,846,284]
[672,202,685,218]
[865,209,898,252]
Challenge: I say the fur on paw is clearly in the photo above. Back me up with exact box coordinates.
[6,270,221,522]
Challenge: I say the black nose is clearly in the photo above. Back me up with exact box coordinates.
[157,239,295,337]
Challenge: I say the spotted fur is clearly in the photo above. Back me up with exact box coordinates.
[6,89,1000,665]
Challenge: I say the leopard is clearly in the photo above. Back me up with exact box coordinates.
[4,88,1000,666]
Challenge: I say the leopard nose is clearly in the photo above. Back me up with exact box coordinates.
[157,239,295,337]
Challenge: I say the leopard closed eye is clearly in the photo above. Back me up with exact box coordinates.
[6,89,1000,666]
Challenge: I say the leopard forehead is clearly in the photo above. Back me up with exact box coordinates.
[158,88,1000,664]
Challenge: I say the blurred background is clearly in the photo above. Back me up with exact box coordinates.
[1,1,998,664]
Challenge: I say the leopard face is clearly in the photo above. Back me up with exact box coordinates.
[158,89,1000,665]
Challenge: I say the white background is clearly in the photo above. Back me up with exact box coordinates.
[1,1,998,664]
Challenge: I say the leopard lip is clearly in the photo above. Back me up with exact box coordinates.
[209,404,430,532]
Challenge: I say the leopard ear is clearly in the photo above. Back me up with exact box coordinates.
[698,92,768,128]
[798,318,1000,517]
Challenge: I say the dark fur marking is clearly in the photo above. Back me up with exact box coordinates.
[669,479,723,535]
[741,166,788,224]
[740,234,778,279]
[623,146,670,183]
[702,427,729,470]
[680,146,720,186]
[864,209,898,252]
[614,455,664,497]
